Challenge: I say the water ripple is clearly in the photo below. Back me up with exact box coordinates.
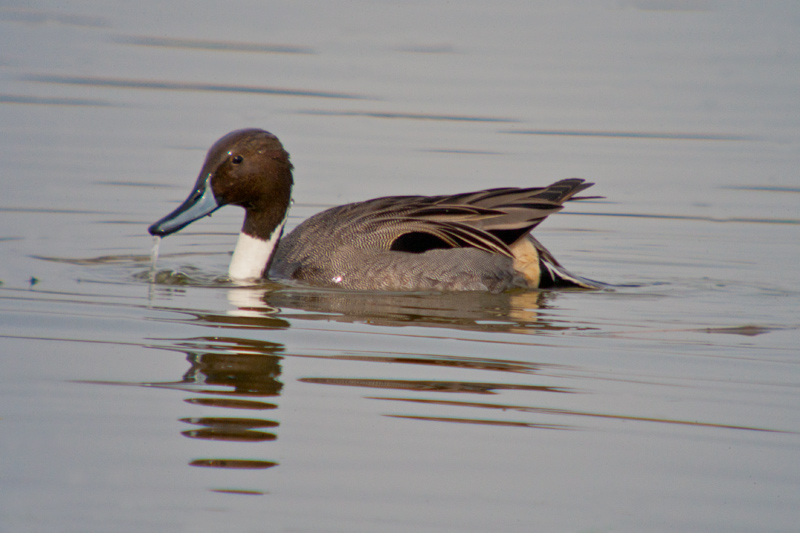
[569,211,800,225]
[377,397,790,433]
[502,129,754,141]
[114,35,315,54]
[0,94,111,106]
[25,74,368,100]
[298,109,518,122]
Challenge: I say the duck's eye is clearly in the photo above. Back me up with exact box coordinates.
[231,155,244,165]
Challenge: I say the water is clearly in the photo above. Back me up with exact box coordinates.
[1,2,800,532]
[148,235,161,283]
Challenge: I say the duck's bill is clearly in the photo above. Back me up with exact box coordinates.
[148,175,219,237]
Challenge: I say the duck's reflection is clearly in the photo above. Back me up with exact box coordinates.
[147,336,285,475]
[224,283,577,333]
[180,339,283,396]
[147,286,587,480]
[180,416,278,442]
[180,341,281,442]
[141,283,780,488]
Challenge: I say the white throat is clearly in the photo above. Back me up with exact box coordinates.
[228,219,285,281]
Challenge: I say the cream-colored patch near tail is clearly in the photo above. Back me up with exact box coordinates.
[509,237,541,288]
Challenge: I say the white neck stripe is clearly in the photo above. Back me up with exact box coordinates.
[227,218,286,281]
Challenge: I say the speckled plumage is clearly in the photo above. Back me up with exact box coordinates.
[270,181,599,292]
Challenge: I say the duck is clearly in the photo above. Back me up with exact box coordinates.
[148,128,601,292]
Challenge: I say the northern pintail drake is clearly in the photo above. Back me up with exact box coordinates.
[149,128,601,292]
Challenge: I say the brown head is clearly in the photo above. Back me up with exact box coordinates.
[148,128,294,241]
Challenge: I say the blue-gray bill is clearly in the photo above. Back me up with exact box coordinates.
[148,173,219,237]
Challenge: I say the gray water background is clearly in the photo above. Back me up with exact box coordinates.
[1,2,799,532]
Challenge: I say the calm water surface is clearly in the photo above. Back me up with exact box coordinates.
[1,2,799,532]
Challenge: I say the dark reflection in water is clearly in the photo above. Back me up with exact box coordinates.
[137,287,580,476]
[181,417,278,442]
[165,287,788,437]
[314,353,547,374]
[177,338,284,396]
[224,285,586,334]
[189,459,277,469]
[299,377,570,395]
[141,336,285,475]
[184,397,276,410]
[67,272,788,496]
[387,415,570,431]
[375,398,789,434]
[209,488,266,496]
[186,311,290,330]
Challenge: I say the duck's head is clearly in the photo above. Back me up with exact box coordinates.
[148,128,294,241]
